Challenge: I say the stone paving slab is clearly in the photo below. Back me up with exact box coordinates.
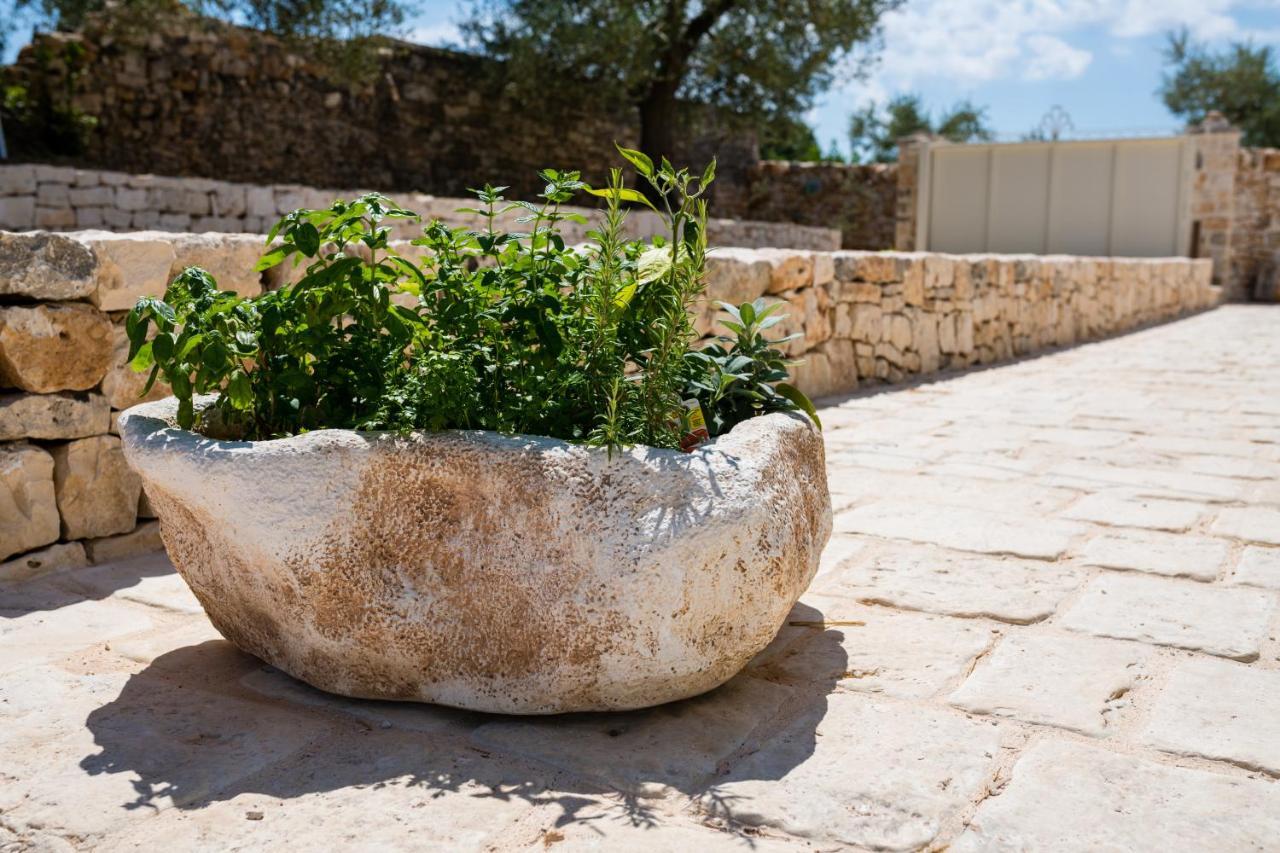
[2,306,1279,850]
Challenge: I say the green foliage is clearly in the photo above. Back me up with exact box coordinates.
[461,0,901,162]
[849,93,993,163]
[684,298,820,437]
[1,39,98,157]
[127,153,747,452]
[1160,29,1280,148]
[127,193,425,435]
[760,114,824,162]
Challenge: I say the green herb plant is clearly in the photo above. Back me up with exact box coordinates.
[684,298,821,438]
[127,147,818,451]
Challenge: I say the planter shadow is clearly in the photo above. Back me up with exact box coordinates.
[77,602,846,836]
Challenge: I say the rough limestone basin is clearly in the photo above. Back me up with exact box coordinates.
[119,398,832,714]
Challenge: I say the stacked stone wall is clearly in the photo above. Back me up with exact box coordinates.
[0,229,1219,578]
[1229,147,1280,300]
[0,163,841,251]
[718,161,898,250]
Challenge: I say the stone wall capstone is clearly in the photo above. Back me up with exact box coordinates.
[0,228,1220,578]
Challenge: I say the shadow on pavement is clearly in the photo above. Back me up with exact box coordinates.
[77,601,845,841]
[0,552,173,616]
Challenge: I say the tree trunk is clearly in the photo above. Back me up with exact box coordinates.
[638,80,679,167]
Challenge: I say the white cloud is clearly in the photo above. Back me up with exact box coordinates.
[852,0,1268,94]
[1024,35,1093,80]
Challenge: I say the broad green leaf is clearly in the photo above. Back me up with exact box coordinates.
[615,144,654,178]
[614,282,638,308]
[636,246,674,284]
[776,382,822,430]
[583,186,659,212]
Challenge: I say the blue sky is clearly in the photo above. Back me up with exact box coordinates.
[7,0,1280,154]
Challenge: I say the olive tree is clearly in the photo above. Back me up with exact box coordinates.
[461,0,900,163]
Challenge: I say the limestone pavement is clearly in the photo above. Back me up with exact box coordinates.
[1,305,1279,851]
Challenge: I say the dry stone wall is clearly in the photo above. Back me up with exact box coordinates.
[0,229,1219,578]
[0,163,841,252]
[1229,147,1280,300]
[718,161,898,250]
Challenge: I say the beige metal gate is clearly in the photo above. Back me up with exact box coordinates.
[917,137,1196,257]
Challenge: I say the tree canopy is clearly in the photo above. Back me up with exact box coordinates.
[848,93,992,162]
[461,0,900,164]
[1160,29,1280,147]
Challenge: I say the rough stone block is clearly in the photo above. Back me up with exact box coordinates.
[1061,491,1208,532]
[34,207,75,229]
[835,500,1085,560]
[0,541,88,582]
[757,248,813,293]
[1232,546,1280,589]
[115,187,148,211]
[1076,529,1227,580]
[1140,656,1280,775]
[1059,572,1275,660]
[949,631,1154,735]
[36,183,69,208]
[0,165,38,195]
[0,197,36,230]
[84,519,163,564]
[0,442,59,561]
[0,303,113,393]
[51,435,142,540]
[1212,506,1280,546]
[754,603,992,698]
[826,543,1084,624]
[705,692,1004,850]
[170,233,269,299]
[955,740,1280,852]
[68,186,112,207]
[0,231,97,300]
[77,231,177,311]
[0,391,110,440]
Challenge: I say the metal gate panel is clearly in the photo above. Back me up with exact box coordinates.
[927,146,990,254]
[1110,140,1183,257]
[920,136,1193,258]
[1047,143,1113,255]
[987,144,1050,254]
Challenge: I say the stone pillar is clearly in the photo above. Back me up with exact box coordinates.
[894,133,932,251]
[1187,113,1242,298]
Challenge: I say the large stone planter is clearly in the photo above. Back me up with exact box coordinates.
[119,398,832,714]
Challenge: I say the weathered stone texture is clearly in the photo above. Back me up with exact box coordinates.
[50,434,141,540]
[1060,572,1275,660]
[0,442,59,560]
[0,391,109,441]
[956,740,1280,851]
[0,302,113,392]
[121,400,831,713]
[1140,656,1280,774]
[0,231,97,300]
[948,631,1154,736]
[0,540,88,582]
[79,231,178,311]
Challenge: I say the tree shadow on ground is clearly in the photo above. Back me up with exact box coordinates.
[77,601,845,843]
